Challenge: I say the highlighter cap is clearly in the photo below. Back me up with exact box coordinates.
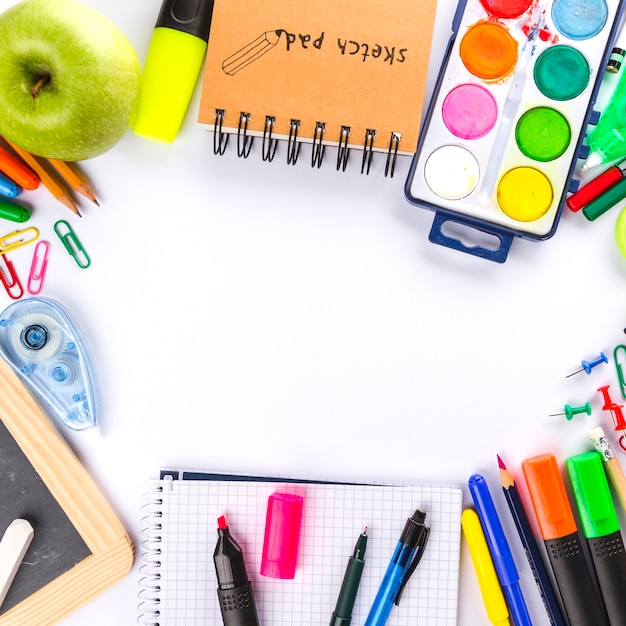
[260,492,303,579]
[522,454,577,540]
[156,0,214,41]
[565,451,620,539]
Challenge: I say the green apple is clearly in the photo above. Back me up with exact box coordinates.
[0,0,141,160]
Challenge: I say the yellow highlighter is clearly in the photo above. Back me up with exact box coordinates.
[461,509,511,626]
[133,0,214,142]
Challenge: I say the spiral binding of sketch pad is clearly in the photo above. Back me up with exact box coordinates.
[213,108,402,177]
[137,481,164,625]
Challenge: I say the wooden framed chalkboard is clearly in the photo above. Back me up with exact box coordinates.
[0,357,134,625]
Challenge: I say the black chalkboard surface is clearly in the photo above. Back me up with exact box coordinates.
[0,357,133,625]
[0,418,91,614]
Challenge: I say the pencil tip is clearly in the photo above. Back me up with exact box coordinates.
[497,454,506,470]
[92,198,100,207]
[363,526,368,535]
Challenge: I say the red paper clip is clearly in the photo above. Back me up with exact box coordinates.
[0,254,23,300]
[27,240,49,295]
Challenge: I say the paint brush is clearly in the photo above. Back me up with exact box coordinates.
[479,10,546,204]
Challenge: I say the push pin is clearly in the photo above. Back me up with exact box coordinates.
[566,352,608,377]
[550,403,592,421]
[598,385,626,450]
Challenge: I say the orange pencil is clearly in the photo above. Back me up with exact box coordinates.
[48,159,99,206]
[2,139,80,217]
[0,144,39,191]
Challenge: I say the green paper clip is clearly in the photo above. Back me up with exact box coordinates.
[54,220,90,269]
[614,344,626,399]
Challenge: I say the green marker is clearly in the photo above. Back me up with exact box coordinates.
[0,198,30,224]
[566,451,626,626]
[133,0,214,143]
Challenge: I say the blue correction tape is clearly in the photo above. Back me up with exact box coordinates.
[0,297,100,431]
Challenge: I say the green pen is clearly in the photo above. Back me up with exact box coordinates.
[566,451,626,626]
[133,0,215,143]
[330,528,368,626]
[0,198,30,224]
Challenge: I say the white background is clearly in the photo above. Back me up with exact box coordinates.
[1,0,626,624]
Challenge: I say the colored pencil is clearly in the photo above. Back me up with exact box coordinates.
[497,455,567,626]
[47,159,99,206]
[0,144,39,191]
[589,426,626,514]
[2,139,80,217]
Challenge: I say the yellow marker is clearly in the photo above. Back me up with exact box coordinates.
[133,0,214,143]
[461,508,511,626]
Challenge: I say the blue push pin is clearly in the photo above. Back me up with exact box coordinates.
[566,352,608,378]
[550,403,592,421]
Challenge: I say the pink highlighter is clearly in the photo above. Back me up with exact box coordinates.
[260,492,303,579]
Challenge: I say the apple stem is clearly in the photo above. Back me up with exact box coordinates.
[30,75,50,101]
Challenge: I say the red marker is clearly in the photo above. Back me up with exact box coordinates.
[567,158,626,212]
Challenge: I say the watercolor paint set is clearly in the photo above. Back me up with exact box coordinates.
[405,0,626,262]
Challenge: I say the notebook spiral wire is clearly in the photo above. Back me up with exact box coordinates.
[137,481,164,626]
[213,109,401,176]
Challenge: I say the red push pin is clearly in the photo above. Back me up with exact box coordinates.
[598,385,626,452]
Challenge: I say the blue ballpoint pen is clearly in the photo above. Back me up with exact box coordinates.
[469,474,532,626]
[364,508,430,626]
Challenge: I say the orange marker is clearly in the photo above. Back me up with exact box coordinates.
[2,140,80,217]
[47,159,99,206]
[522,454,609,625]
[0,145,39,191]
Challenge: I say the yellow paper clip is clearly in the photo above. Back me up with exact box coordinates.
[0,227,39,254]
[54,220,90,269]
[614,344,626,399]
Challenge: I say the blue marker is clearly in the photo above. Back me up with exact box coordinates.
[364,508,429,626]
[469,473,532,626]
[0,171,20,198]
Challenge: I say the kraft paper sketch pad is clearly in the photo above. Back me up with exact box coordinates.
[198,0,438,154]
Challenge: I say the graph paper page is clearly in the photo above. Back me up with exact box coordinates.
[149,476,462,625]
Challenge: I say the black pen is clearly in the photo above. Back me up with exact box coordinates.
[213,515,260,626]
[330,527,368,626]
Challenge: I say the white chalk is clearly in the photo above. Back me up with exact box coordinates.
[0,519,34,608]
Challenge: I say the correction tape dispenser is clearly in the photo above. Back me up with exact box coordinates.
[0,297,100,431]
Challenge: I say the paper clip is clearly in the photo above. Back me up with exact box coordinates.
[27,240,50,295]
[0,255,23,300]
[614,344,626,399]
[0,227,39,255]
[54,220,90,269]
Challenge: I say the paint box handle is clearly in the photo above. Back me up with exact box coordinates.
[428,213,513,263]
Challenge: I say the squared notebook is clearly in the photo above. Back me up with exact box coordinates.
[197,0,439,170]
[137,470,463,625]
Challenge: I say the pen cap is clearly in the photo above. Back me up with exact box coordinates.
[522,454,577,540]
[260,492,303,579]
[156,0,214,41]
[565,451,620,538]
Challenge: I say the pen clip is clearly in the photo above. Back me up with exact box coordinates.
[394,524,430,606]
